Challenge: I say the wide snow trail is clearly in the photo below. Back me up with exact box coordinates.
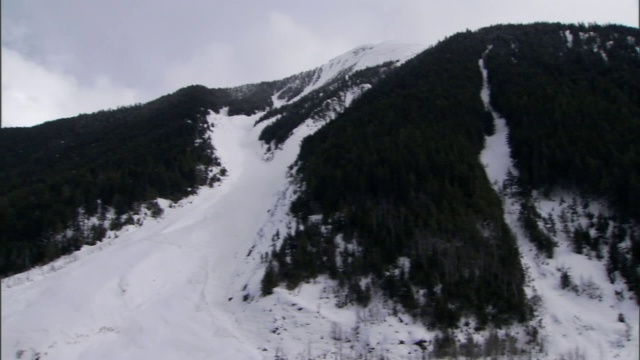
[478,49,512,185]
[1,112,297,360]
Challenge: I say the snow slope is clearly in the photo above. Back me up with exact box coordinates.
[291,42,424,101]
[1,44,427,360]
[3,111,269,359]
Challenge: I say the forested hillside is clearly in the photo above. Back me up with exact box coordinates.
[257,62,398,148]
[0,86,221,276]
[481,23,640,298]
[0,79,309,277]
[0,44,413,279]
[264,23,640,330]
[484,23,640,221]
[264,30,529,329]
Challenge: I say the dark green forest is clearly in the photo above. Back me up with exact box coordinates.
[484,23,640,221]
[0,85,218,276]
[263,23,640,328]
[482,22,640,299]
[264,30,529,329]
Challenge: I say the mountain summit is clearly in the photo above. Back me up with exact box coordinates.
[2,23,639,360]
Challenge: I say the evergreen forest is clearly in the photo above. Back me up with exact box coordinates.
[263,23,640,329]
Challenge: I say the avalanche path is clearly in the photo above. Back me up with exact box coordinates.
[1,111,306,360]
[2,42,429,360]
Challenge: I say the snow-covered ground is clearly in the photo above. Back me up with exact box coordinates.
[290,42,424,101]
[479,53,639,360]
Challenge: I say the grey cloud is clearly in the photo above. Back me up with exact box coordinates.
[2,0,637,127]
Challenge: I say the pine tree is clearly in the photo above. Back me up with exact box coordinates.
[261,262,278,296]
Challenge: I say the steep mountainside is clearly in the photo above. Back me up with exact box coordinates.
[262,22,639,357]
[0,85,223,276]
[0,43,421,278]
[2,24,639,360]
[274,30,528,330]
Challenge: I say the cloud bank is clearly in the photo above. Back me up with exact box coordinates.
[2,0,637,127]
[2,47,140,128]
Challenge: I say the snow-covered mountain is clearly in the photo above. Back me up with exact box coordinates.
[2,24,639,360]
[1,41,429,360]
[287,42,425,101]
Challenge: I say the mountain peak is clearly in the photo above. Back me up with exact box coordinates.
[327,41,425,71]
[283,42,425,103]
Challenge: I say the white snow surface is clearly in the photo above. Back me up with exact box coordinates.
[479,51,639,360]
[563,30,574,48]
[479,50,514,187]
[292,42,424,101]
[2,110,341,360]
[2,112,278,359]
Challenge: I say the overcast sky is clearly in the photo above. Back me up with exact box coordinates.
[2,0,637,127]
